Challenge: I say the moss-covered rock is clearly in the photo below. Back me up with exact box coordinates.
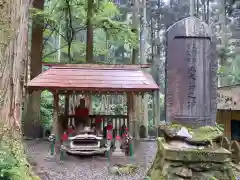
[147,125,236,180]
[160,124,223,145]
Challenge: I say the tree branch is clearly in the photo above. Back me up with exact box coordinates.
[65,0,75,63]
[42,44,68,59]
[47,23,67,41]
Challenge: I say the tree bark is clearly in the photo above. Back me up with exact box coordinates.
[219,0,228,86]
[23,0,44,138]
[86,0,94,63]
[85,0,95,113]
[0,1,37,178]
[0,0,29,132]
[131,0,139,64]
[190,0,195,17]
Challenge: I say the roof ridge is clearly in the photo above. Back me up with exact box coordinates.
[51,67,141,70]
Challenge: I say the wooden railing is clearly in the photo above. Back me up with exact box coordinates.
[90,115,128,135]
[61,114,128,136]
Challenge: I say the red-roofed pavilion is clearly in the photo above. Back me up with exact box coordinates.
[27,64,159,140]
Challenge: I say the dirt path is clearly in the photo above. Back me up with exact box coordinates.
[26,140,157,180]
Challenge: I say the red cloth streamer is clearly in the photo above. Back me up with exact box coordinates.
[75,108,89,117]
[67,128,74,135]
[107,124,113,130]
[95,117,102,123]
[61,132,68,141]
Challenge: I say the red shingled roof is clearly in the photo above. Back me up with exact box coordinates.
[27,65,159,93]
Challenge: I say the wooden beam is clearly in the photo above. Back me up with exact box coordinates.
[42,62,152,69]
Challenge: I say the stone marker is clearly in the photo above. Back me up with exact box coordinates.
[112,136,125,157]
[165,17,217,127]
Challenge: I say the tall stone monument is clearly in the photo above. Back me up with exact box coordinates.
[147,17,235,180]
[165,17,217,127]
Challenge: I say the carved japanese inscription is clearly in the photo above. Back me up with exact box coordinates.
[187,40,197,109]
[165,17,217,127]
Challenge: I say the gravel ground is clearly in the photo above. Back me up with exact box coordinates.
[25,140,157,180]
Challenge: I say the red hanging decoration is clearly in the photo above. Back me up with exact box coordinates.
[82,108,89,116]
[107,124,113,131]
[95,117,102,124]
[75,107,89,117]
[67,127,74,135]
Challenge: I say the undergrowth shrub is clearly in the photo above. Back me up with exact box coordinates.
[0,127,40,180]
[0,146,17,180]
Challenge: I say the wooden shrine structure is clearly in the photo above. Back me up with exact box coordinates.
[26,64,159,139]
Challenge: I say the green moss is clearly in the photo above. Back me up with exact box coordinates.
[0,126,40,180]
[150,169,164,180]
[190,126,223,142]
[117,164,139,175]
[161,123,223,142]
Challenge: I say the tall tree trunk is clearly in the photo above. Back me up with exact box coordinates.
[0,0,37,178]
[85,0,95,113]
[190,0,195,16]
[196,0,199,17]
[206,0,210,23]
[219,0,228,86]
[131,0,139,64]
[0,0,29,132]
[23,0,44,138]
[86,0,94,63]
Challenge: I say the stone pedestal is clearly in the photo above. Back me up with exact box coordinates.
[148,138,234,180]
[112,139,125,157]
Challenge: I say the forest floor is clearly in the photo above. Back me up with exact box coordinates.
[25,140,157,180]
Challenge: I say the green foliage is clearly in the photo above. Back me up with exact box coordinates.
[40,91,53,129]
[0,127,40,180]
[0,146,17,180]
[32,0,138,126]
[34,0,137,63]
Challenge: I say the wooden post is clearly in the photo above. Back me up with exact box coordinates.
[127,94,139,140]
[52,92,60,142]
[65,94,69,117]
[143,93,149,137]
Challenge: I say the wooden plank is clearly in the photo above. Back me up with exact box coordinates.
[165,17,217,127]
[42,63,152,69]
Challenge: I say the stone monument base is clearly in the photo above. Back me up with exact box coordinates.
[147,125,235,180]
